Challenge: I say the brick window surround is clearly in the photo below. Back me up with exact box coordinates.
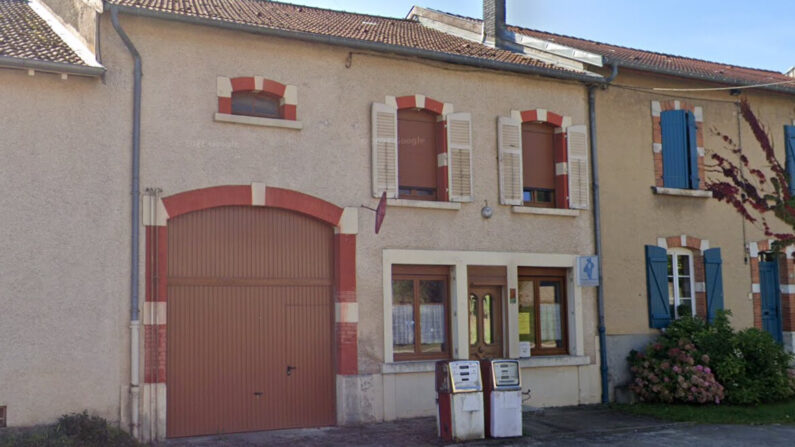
[747,239,795,334]
[656,235,711,318]
[142,184,358,385]
[511,108,573,208]
[217,76,298,120]
[651,100,705,189]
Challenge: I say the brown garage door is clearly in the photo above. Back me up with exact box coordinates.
[166,206,335,438]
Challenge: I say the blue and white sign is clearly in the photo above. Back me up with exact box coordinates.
[577,256,599,287]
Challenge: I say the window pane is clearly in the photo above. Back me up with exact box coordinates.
[678,255,690,276]
[667,255,673,276]
[535,190,554,203]
[483,293,493,344]
[518,280,535,348]
[539,282,562,348]
[678,277,692,299]
[469,294,479,346]
[419,280,445,352]
[678,298,693,317]
[392,279,414,353]
[523,190,532,202]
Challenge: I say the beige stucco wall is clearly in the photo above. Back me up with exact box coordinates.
[1,11,601,430]
[0,67,130,426]
[595,68,795,390]
[115,13,601,424]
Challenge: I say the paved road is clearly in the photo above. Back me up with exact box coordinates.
[163,406,795,446]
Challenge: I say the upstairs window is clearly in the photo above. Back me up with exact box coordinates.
[522,122,556,207]
[231,91,282,119]
[785,125,795,195]
[371,96,473,203]
[498,111,589,210]
[397,109,439,201]
[660,109,699,189]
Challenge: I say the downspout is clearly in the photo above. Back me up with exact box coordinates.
[110,5,142,437]
[589,62,618,404]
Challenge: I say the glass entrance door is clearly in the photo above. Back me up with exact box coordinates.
[469,286,503,360]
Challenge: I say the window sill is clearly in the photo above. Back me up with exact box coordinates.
[518,355,590,368]
[382,360,440,374]
[387,199,461,210]
[651,186,712,198]
[511,206,580,217]
[214,113,303,130]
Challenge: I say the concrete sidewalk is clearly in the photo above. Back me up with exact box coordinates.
[161,405,795,446]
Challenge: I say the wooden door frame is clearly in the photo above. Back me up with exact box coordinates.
[141,184,358,439]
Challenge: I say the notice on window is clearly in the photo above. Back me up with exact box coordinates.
[518,312,531,335]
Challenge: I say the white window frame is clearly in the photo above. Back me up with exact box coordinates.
[667,248,696,319]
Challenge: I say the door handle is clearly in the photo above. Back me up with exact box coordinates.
[287,365,296,376]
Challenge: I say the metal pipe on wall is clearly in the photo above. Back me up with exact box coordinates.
[589,63,618,404]
[110,5,142,438]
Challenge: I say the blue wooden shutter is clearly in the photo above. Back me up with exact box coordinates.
[686,111,699,189]
[661,110,688,189]
[645,245,671,328]
[704,247,724,324]
[785,125,795,195]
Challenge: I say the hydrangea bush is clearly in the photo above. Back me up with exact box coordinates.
[629,338,724,404]
[628,311,795,405]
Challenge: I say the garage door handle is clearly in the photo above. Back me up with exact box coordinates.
[287,365,296,376]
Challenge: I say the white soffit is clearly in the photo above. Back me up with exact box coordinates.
[506,30,604,68]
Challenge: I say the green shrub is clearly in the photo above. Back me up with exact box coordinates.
[0,411,140,447]
[628,310,795,405]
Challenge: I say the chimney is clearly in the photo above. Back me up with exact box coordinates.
[482,0,506,48]
[39,0,103,54]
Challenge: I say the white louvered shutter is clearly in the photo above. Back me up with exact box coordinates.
[446,112,473,202]
[567,124,589,209]
[371,102,399,198]
[498,116,523,205]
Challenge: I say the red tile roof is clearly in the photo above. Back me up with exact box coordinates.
[0,0,87,66]
[106,0,572,73]
[507,24,795,91]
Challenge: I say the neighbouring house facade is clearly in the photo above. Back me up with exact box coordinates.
[2,0,795,441]
[411,5,795,397]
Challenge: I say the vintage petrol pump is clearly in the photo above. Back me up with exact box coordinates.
[481,359,523,438]
[435,360,485,442]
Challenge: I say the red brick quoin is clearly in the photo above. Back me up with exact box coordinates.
[143,185,357,384]
[218,76,298,120]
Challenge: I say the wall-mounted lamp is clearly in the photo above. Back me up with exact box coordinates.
[481,200,493,219]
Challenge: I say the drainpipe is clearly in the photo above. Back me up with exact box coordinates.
[110,5,142,437]
[589,62,618,404]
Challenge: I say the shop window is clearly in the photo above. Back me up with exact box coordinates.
[517,267,568,355]
[397,109,439,200]
[391,265,451,360]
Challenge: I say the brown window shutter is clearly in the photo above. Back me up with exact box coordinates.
[372,102,399,198]
[498,116,523,205]
[567,124,589,209]
[446,112,473,202]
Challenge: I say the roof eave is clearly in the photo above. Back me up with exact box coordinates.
[0,55,106,77]
[108,4,606,85]
[606,58,795,96]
